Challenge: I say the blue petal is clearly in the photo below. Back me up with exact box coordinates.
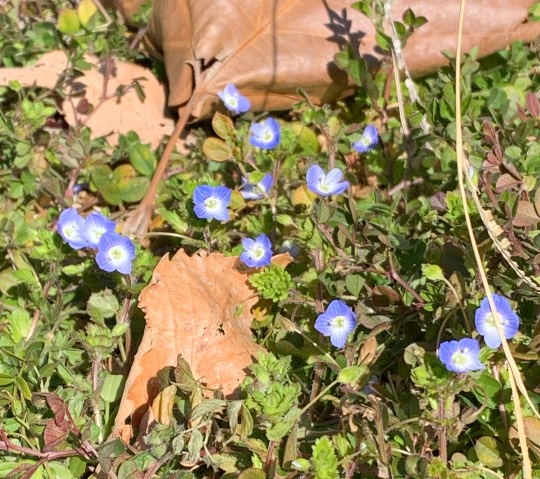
[242,238,256,250]
[326,300,354,320]
[83,212,116,248]
[96,232,135,274]
[363,125,379,144]
[314,313,333,335]
[193,185,213,205]
[325,168,344,186]
[330,180,350,195]
[57,208,88,249]
[306,164,325,192]
[213,186,232,206]
[330,329,349,348]
[255,234,272,250]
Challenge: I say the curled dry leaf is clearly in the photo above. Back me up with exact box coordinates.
[120,0,540,119]
[0,50,175,148]
[113,250,264,441]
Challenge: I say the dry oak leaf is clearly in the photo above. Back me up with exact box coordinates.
[132,0,540,119]
[113,249,264,441]
[0,50,174,148]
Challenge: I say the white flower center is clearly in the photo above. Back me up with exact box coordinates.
[204,197,220,211]
[228,96,238,107]
[252,246,265,259]
[451,348,469,367]
[485,312,507,327]
[360,135,371,146]
[63,223,78,239]
[108,246,126,263]
[318,179,331,192]
[331,315,346,329]
[261,128,273,142]
[89,226,106,243]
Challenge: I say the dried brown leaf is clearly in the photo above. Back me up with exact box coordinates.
[0,51,175,148]
[113,250,264,440]
[140,0,540,118]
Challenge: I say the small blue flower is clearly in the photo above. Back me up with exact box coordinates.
[240,234,272,268]
[240,173,274,200]
[314,300,356,348]
[439,338,484,373]
[352,125,379,153]
[193,185,232,221]
[217,83,251,114]
[475,294,520,348]
[306,164,349,197]
[249,117,281,150]
[82,212,117,248]
[57,207,88,249]
[95,232,135,274]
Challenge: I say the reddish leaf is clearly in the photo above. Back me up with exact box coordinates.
[495,173,521,192]
[513,200,540,228]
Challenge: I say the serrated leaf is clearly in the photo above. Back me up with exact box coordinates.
[202,137,232,162]
[87,289,120,322]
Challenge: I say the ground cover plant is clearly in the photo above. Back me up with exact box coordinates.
[0,0,540,478]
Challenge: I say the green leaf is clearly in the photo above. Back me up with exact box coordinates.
[345,275,365,297]
[212,111,235,139]
[421,264,444,281]
[77,0,98,28]
[312,436,338,479]
[87,290,120,322]
[202,137,232,162]
[129,143,156,177]
[57,9,80,34]
[120,176,150,203]
[101,374,124,403]
[474,436,503,468]
[338,365,367,385]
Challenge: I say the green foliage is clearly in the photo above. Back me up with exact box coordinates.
[0,0,540,477]
[248,264,294,302]
[312,436,339,479]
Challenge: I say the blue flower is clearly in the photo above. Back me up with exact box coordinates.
[314,300,356,348]
[475,294,520,348]
[193,185,232,221]
[95,232,135,274]
[240,173,274,200]
[249,117,281,150]
[82,212,117,248]
[306,164,349,197]
[217,83,251,114]
[240,234,272,268]
[352,125,379,153]
[57,208,88,249]
[439,338,484,373]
